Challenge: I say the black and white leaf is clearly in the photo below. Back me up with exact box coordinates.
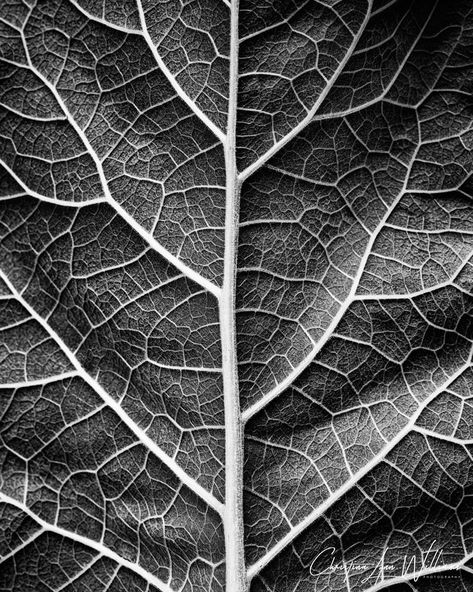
[0,1,472,591]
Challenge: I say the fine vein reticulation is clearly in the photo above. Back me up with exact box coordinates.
[1,1,473,591]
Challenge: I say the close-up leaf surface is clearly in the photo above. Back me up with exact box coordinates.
[0,0,473,591]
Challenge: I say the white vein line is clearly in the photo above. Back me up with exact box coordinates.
[371,0,399,17]
[353,274,472,300]
[0,101,67,122]
[414,426,473,446]
[0,270,224,517]
[0,371,78,389]
[0,527,44,563]
[0,492,173,592]
[17,38,220,298]
[384,223,473,236]
[239,0,311,43]
[135,0,226,144]
[246,347,473,582]
[67,0,141,34]
[237,0,374,182]
[0,163,106,207]
[145,361,222,373]
[102,566,122,592]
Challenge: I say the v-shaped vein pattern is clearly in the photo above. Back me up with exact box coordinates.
[1,0,473,591]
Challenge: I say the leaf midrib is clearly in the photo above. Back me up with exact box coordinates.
[220,1,246,590]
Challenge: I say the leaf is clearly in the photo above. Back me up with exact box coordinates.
[0,1,472,591]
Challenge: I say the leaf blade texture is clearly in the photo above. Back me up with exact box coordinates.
[1,1,473,591]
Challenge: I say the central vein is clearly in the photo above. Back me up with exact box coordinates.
[220,0,246,590]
